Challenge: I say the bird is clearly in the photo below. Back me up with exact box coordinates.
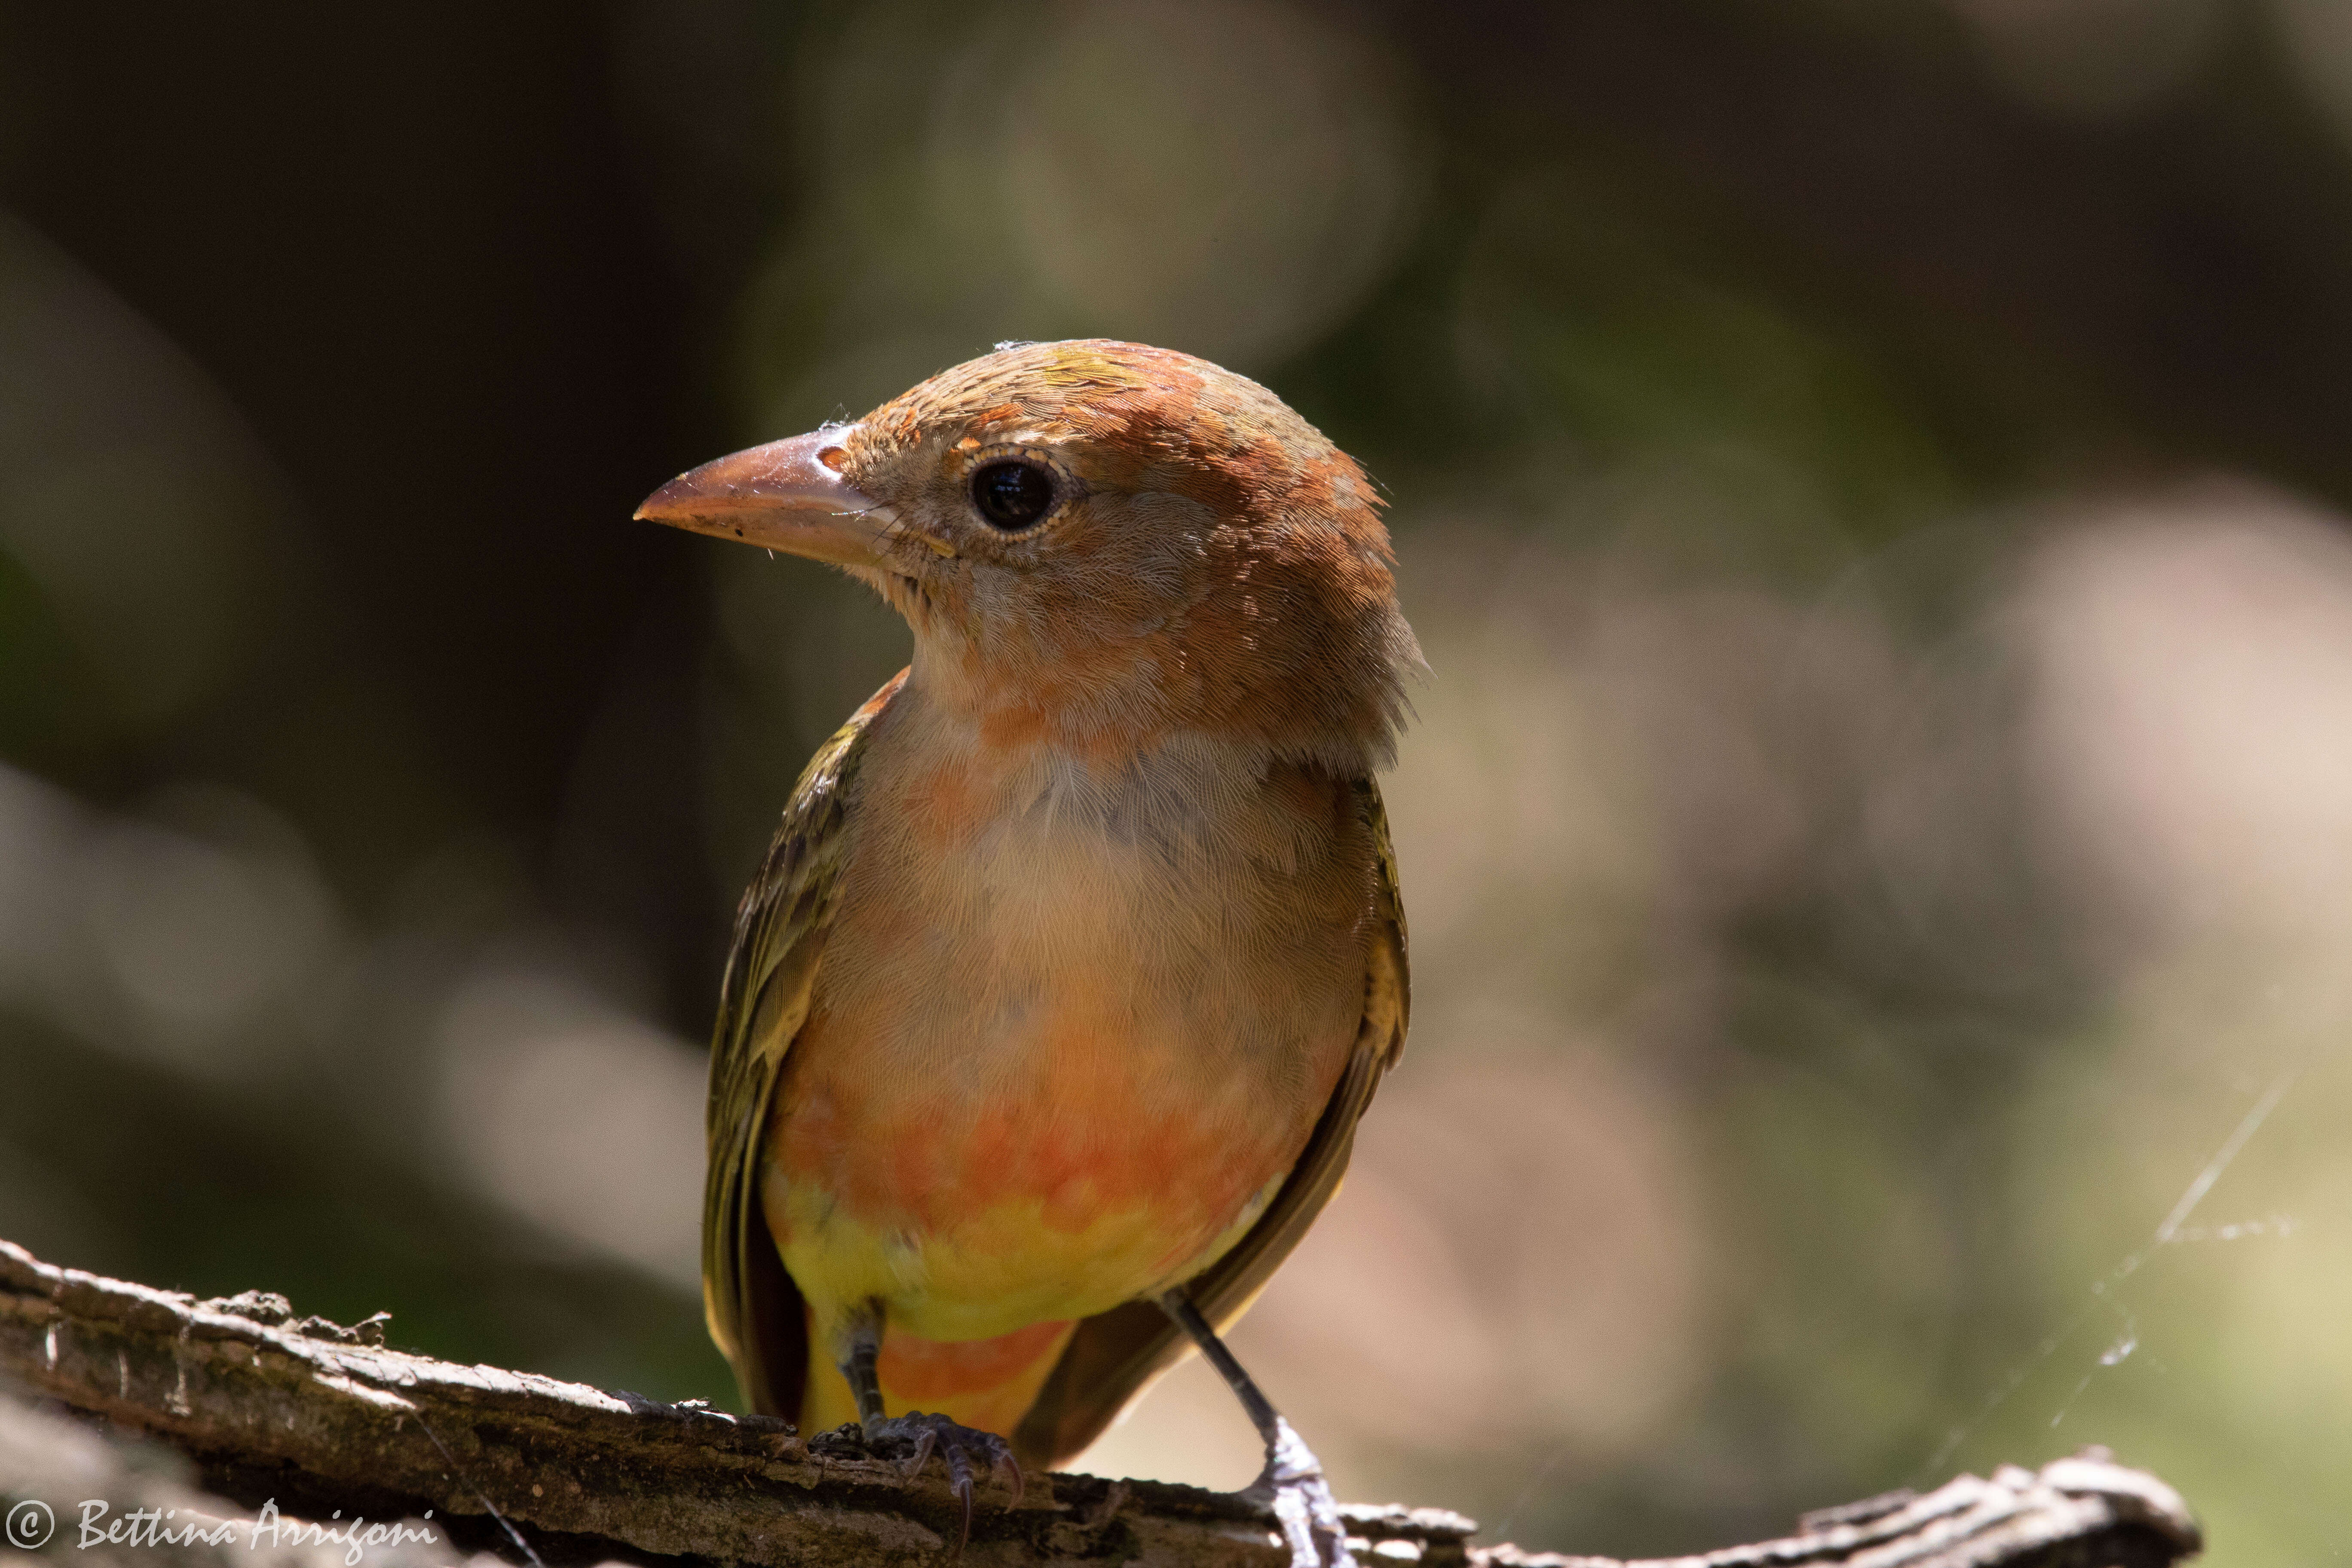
[636,339,1416,1568]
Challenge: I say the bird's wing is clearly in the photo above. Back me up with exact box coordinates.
[1014,774,1411,1467]
[702,668,907,1419]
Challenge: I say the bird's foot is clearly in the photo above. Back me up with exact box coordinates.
[1243,1417,1356,1568]
[862,1411,1023,1555]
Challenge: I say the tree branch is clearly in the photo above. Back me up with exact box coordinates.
[0,1240,2199,1568]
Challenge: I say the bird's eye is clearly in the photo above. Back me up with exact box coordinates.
[970,460,1055,530]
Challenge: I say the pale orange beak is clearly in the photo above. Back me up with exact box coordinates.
[634,426,895,568]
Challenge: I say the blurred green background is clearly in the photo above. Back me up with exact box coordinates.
[3,0,2349,1559]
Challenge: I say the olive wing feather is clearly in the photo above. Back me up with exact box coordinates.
[702,669,907,1418]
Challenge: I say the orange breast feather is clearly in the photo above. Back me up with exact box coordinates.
[762,710,1373,1434]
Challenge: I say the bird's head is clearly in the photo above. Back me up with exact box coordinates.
[638,340,1419,769]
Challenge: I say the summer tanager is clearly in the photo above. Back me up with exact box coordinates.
[637,340,1416,1568]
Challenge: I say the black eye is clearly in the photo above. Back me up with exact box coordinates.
[970,460,1055,530]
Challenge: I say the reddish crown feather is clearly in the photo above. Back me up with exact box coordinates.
[839,340,1419,769]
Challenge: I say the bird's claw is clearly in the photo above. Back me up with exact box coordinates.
[1245,1417,1356,1568]
[863,1411,1023,1556]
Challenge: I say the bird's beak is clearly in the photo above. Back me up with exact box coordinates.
[634,426,897,568]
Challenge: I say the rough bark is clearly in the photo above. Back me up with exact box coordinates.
[0,1240,2199,1568]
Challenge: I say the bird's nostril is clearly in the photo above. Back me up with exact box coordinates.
[818,445,849,472]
